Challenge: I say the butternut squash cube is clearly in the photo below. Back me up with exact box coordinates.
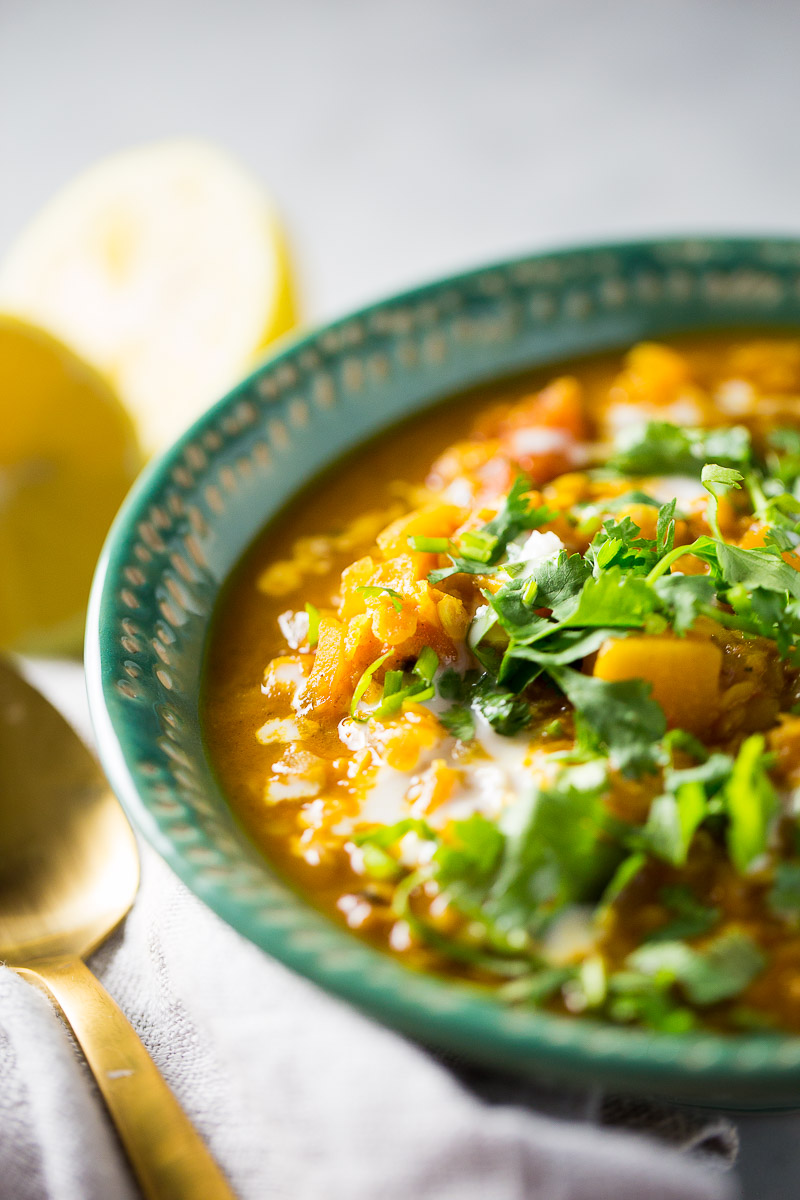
[593,634,722,735]
[300,616,350,716]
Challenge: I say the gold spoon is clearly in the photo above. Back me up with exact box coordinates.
[0,657,236,1200]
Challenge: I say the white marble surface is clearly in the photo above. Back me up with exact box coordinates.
[4,1,800,1195]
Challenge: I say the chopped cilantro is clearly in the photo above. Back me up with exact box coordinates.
[646,886,719,943]
[330,416,800,1026]
[487,760,620,925]
[769,861,800,922]
[701,463,744,539]
[600,851,646,908]
[437,667,476,702]
[550,667,666,777]
[628,930,765,1006]
[438,704,475,741]
[472,676,532,737]
[560,568,660,628]
[639,751,733,866]
[434,667,530,738]
[606,969,697,1032]
[428,476,553,583]
[716,542,800,599]
[651,573,715,635]
[609,421,751,477]
[434,814,505,890]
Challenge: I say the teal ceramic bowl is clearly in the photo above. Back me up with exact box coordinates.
[87,237,800,1109]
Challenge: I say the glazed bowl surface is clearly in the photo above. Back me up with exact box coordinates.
[87,237,800,1107]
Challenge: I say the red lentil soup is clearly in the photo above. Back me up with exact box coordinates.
[204,336,800,1034]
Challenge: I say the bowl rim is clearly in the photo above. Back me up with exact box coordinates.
[86,234,800,1102]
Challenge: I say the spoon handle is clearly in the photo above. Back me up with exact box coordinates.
[17,956,237,1200]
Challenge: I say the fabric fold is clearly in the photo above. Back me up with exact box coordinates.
[0,844,737,1200]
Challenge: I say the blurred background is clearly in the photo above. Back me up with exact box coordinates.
[2,1,800,1196]
[4,0,800,323]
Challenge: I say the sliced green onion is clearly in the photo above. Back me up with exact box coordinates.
[408,536,452,553]
[457,529,497,563]
[414,645,439,684]
[356,585,403,613]
[374,691,408,719]
[372,652,439,719]
[350,650,393,718]
[522,577,539,605]
[382,669,405,698]
[304,602,320,647]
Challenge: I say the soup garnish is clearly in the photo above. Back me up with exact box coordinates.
[205,338,800,1034]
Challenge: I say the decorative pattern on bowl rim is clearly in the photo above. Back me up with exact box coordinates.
[87,237,800,1105]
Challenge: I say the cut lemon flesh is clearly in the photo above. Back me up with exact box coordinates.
[0,140,296,454]
[0,316,142,653]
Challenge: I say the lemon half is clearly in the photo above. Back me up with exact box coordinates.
[0,140,296,453]
[0,316,142,653]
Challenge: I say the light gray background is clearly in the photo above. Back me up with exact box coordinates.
[2,1,800,1197]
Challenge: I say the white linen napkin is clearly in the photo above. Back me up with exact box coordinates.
[0,663,739,1200]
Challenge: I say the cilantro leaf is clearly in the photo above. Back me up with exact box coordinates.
[609,422,700,476]
[488,762,620,924]
[609,421,751,477]
[480,475,554,549]
[702,463,744,538]
[769,861,800,922]
[560,568,660,629]
[600,851,646,908]
[501,626,616,677]
[702,463,745,490]
[639,748,735,866]
[628,930,765,1005]
[488,578,555,643]
[428,475,553,583]
[472,675,532,737]
[428,557,497,584]
[651,573,715,635]
[439,704,475,741]
[646,885,719,943]
[716,542,800,599]
[437,668,479,702]
[550,667,666,777]
[606,969,697,1032]
[656,498,677,554]
[588,516,660,575]
[521,550,592,612]
[436,668,533,738]
[434,814,504,891]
